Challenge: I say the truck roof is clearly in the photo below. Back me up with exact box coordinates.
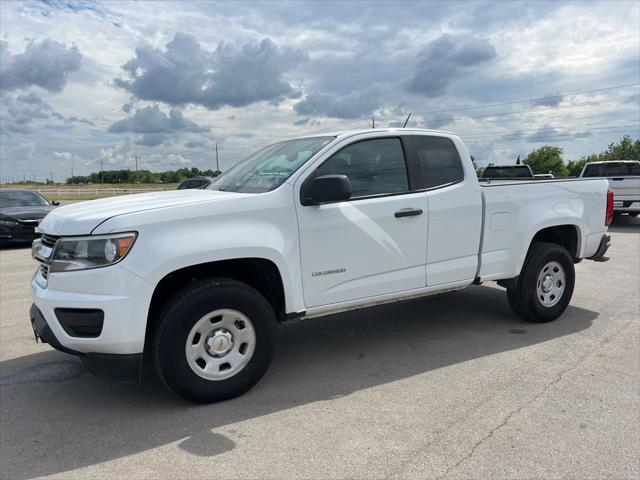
[585,160,640,164]
[296,127,457,139]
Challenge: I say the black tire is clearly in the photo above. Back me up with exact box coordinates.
[152,278,277,403]
[506,242,575,323]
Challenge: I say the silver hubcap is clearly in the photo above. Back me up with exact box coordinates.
[536,261,565,307]
[185,309,256,381]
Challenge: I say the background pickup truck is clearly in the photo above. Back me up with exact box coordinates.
[580,160,640,217]
[30,128,613,403]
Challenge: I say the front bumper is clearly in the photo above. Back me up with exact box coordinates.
[30,304,142,383]
[30,260,155,384]
[0,224,39,244]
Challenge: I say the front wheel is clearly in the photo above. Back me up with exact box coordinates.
[506,242,575,322]
[152,278,277,403]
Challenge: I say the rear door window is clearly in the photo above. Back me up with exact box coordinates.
[413,136,464,188]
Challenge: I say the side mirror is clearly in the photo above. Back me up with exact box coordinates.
[306,175,352,205]
[51,200,60,206]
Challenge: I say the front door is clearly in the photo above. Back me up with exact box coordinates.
[295,137,429,308]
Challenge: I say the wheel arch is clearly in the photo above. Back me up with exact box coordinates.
[515,223,582,276]
[530,224,581,260]
[145,257,287,348]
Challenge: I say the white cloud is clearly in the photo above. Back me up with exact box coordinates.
[0,0,638,176]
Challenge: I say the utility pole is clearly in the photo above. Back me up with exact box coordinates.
[215,143,219,174]
[371,116,375,129]
[133,154,142,183]
[101,160,104,183]
[71,167,74,180]
[51,169,54,184]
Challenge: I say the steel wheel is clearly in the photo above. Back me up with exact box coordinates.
[536,260,565,308]
[185,308,256,381]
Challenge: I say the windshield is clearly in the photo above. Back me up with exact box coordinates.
[211,136,335,193]
[582,162,640,177]
[0,190,50,208]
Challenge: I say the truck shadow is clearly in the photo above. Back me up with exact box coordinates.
[0,285,598,479]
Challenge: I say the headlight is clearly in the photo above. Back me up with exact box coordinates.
[0,218,19,227]
[49,232,137,272]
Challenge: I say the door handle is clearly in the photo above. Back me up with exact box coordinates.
[394,208,423,218]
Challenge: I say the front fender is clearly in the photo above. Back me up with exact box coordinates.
[94,187,305,313]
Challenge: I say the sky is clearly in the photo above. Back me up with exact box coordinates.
[0,0,639,182]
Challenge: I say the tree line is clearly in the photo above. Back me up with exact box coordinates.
[66,167,221,185]
[477,135,639,177]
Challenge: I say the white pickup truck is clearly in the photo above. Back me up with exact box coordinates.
[580,160,640,217]
[30,129,613,403]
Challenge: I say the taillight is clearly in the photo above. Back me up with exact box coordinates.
[605,189,614,226]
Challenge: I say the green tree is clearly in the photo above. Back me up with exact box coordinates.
[523,146,568,177]
[566,154,598,177]
[600,135,640,161]
[565,136,640,176]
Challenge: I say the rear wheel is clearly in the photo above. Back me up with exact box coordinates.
[506,242,575,322]
[152,278,277,403]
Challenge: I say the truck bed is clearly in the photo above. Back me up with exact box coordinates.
[477,177,609,282]
[478,177,601,186]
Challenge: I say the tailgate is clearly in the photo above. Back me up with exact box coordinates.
[608,177,640,200]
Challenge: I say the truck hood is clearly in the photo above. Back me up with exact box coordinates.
[38,189,245,236]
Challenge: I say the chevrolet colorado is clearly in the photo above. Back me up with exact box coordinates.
[30,129,613,403]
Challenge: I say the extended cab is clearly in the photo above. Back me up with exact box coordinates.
[580,160,640,217]
[30,129,613,402]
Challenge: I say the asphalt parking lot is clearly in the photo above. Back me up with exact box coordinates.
[0,217,638,480]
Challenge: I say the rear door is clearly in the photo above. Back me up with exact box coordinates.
[411,134,483,286]
[295,136,429,307]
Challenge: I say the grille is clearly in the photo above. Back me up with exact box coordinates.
[41,234,59,248]
[19,219,39,226]
[41,264,49,280]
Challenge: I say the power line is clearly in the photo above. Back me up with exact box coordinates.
[456,119,639,137]
[377,95,640,124]
[407,83,640,115]
[464,128,636,144]
[460,122,640,139]
[289,94,639,136]
[201,93,640,153]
